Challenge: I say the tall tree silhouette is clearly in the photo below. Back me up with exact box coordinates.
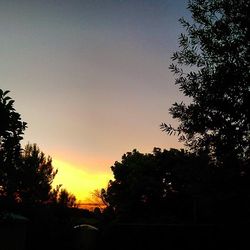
[161,0,250,169]
[0,89,27,203]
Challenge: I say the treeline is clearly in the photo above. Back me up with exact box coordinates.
[101,147,250,224]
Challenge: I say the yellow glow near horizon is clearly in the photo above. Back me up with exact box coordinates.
[52,158,112,202]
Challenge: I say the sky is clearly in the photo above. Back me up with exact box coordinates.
[0,0,189,201]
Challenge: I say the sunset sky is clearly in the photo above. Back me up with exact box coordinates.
[0,0,189,201]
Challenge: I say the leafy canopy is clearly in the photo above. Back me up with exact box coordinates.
[103,148,210,222]
[0,89,27,199]
[161,0,250,167]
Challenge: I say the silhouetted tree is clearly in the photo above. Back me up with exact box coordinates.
[91,188,108,206]
[161,0,250,223]
[161,0,250,169]
[103,148,210,222]
[50,184,77,208]
[57,188,77,207]
[0,89,27,203]
[18,143,58,205]
[0,90,58,207]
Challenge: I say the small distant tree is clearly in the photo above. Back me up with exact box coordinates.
[58,188,77,207]
[50,185,77,208]
[0,89,27,203]
[91,188,108,206]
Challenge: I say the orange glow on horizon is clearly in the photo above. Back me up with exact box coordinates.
[52,158,112,202]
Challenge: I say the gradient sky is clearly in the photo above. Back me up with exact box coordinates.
[0,0,189,201]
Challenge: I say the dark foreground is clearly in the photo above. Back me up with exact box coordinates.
[1,217,249,250]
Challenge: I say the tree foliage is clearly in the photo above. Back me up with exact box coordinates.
[57,188,77,208]
[103,148,210,222]
[0,89,27,200]
[19,143,57,204]
[161,0,250,168]
[0,89,58,206]
[50,185,77,208]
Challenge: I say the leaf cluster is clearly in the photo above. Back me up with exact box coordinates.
[163,0,250,167]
